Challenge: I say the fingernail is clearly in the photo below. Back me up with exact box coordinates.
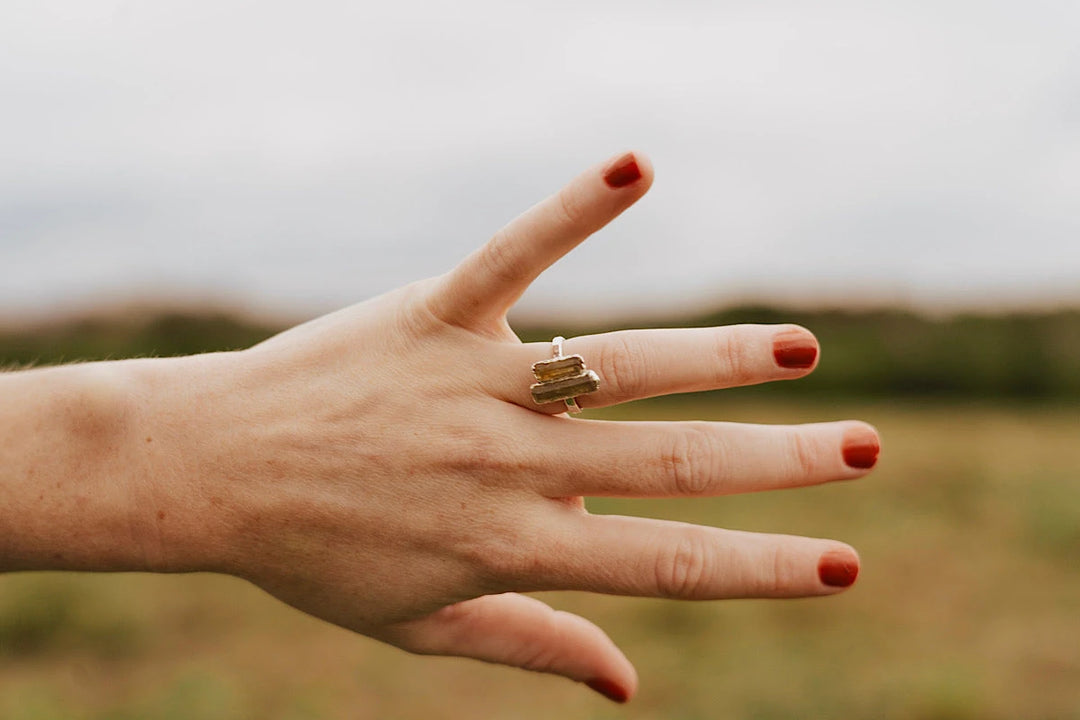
[603,153,642,188]
[586,678,629,703]
[772,329,818,369]
[818,550,859,587]
[842,427,880,469]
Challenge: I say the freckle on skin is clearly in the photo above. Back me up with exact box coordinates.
[460,502,467,511]
[145,436,152,443]
[157,510,166,521]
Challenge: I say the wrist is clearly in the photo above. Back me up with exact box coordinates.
[125,350,250,575]
[0,360,151,572]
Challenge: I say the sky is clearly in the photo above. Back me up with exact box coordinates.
[1,1,1079,323]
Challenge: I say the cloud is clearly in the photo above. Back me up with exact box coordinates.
[1,0,1078,318]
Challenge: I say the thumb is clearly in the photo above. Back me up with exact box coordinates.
[389,593,637,703]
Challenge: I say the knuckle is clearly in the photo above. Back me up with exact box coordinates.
[516,642,558,673]
[473,542,512,582]
[445,436,497,472]
[388,610,463,656]
[416,277,461,329]
[596,334,649,400]
[467,526,549,588]
[787,431,822,477]
[654,533,714,599]
[762,545,802,596]
[500,545,552,588]
[510,613,565,672]
[661,425,717,496]
[555,186,586,228]
[715,327,756,386]
[478,231,527,286]
[461,532,524,586]
[440,426,528,482]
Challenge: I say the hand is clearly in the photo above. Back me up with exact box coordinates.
[140,151,880,703]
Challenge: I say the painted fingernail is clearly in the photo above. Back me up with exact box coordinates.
[773,329,818,369]
[586,678,629,704]
[842,427,880,469]
[818,550,859,587]
[603,153,642,188]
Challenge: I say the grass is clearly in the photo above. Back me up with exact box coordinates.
[1,396,1079,719]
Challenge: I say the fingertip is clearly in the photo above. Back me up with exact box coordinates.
[617,652,640,701]
[586,677,631,703]
[631,150,655,189]
[818,546,860,589]
[602,150,654,193]
[583,628,638,703]
[772,324,820,371]
[624,667,640,702]
[847,420,879,437]
[841,422,881,470]
[585,662,638,704]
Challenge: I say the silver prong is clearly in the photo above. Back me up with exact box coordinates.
[552,336,565,358]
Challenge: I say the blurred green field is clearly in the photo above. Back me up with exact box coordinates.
[1,394,1078,719]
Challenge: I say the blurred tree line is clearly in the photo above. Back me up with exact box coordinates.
[2,306,1079,401]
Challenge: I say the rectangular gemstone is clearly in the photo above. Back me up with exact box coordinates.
[532,355,586,382]
[530,370,601,404]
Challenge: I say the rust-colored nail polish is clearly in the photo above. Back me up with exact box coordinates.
[818,550,859,587]
[773,330,818,369]
[603,153,642,188]
[586,678,629,704]
[842,427,880,469]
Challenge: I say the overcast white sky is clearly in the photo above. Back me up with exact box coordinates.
[1,1,1079,322]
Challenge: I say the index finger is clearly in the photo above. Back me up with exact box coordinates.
[428,151,654,330]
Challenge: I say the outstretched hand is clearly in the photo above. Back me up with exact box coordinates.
[134,151,879,703]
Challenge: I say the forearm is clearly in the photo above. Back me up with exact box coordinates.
[0,357,224,574]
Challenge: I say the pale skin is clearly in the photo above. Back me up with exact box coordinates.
[0,151,879,703]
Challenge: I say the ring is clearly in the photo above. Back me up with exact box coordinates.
[530,336,600,414]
